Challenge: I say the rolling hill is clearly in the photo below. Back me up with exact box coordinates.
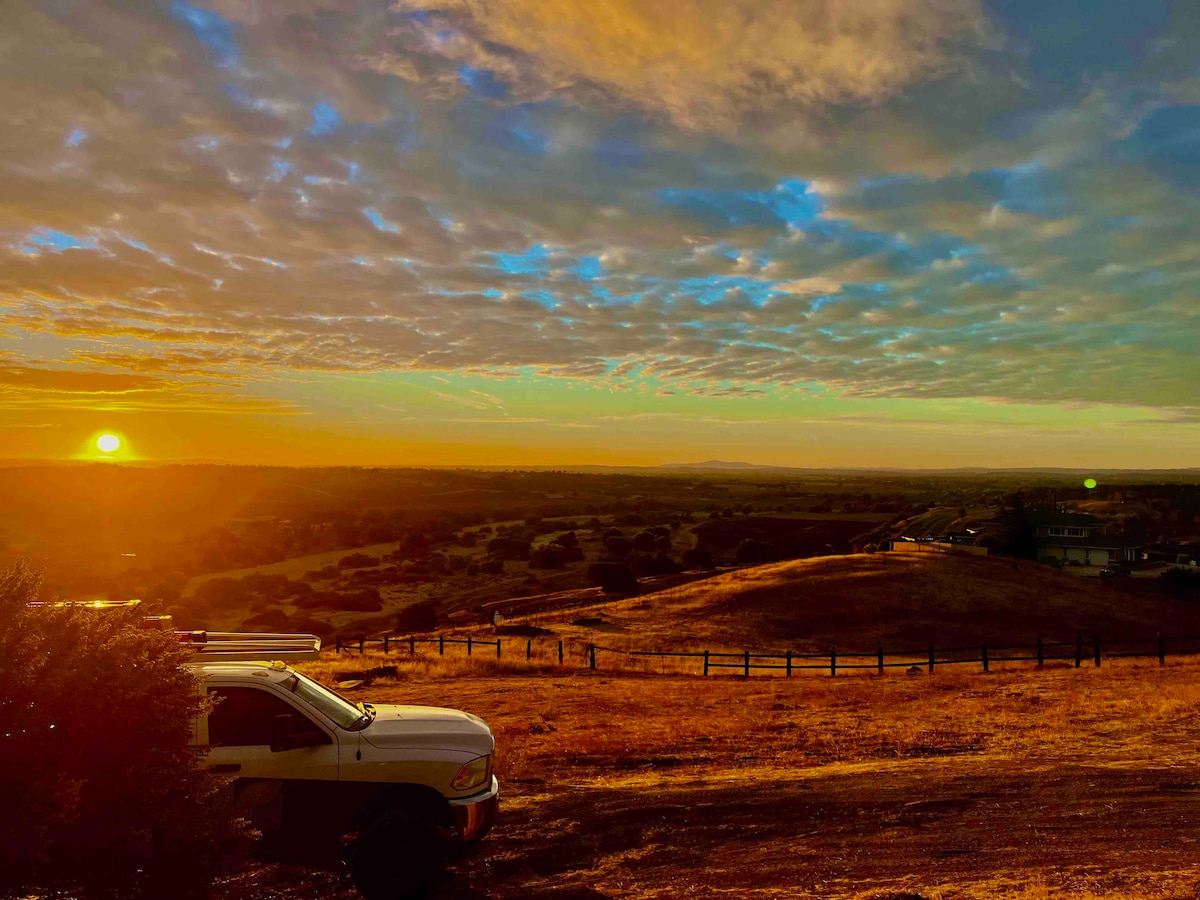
[515,552,1199,652]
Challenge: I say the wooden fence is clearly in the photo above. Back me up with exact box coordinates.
[333,631,1200,676]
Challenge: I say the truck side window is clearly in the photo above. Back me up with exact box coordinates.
[208,686,306,747]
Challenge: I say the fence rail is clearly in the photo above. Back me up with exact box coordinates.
[331,630,1200,677]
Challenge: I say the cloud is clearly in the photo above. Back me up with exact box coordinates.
[0,0,1198,438]
[400,0,991,132]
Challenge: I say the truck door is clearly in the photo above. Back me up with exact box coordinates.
[202,683,341,782]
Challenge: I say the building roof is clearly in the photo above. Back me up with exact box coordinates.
[1028,506,1103,528]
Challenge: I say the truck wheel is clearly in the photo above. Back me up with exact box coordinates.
[344,811,444,900]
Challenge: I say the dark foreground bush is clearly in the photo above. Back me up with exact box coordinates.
[0,562,248,899]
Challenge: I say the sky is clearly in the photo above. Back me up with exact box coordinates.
[1,0,1199,468]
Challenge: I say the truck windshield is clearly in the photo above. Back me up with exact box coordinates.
[285,672,371,730]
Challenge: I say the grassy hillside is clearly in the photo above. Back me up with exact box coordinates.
[518,552,1200,652]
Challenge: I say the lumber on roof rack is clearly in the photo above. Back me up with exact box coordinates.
[178,630,322,662]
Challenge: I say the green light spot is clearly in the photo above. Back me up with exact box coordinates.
[1084,478,1097,490]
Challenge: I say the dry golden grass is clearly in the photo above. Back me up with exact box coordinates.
[480,553,1200,654]
[229,656,1200,900]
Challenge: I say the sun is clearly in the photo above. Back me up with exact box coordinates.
[96,433,121,454]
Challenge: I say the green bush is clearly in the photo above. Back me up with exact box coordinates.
[0,562,248,898]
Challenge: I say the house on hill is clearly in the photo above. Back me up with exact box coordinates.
[1030,507,1140,567]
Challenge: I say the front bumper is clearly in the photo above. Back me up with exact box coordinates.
[448,775,499,842]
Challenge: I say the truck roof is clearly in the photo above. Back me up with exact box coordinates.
[190,660,297,683]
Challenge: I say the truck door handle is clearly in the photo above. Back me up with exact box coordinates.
[211,763,242,773]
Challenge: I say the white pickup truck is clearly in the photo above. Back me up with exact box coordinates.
[185,632,499,899]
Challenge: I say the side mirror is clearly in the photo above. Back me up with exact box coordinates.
[270,714,329,752]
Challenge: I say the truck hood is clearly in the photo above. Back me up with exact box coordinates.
[359,704,494,755]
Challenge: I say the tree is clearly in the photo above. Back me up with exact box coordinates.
[682,547,715,570]
[487,537,531,561]
[604,535,632,556]
[0,562,248,898]
[735,538,776,564]
[529,545,567,569]
[395,600,439,633]
[587,563,639,594]
[632,531,657,552]
[337,552,380,570]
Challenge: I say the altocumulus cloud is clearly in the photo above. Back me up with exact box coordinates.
[0,0,1197,424]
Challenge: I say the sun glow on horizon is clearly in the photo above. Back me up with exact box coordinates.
[96,433,121,454]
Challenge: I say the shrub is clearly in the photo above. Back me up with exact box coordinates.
[735,538,777,565]
[337,553,380,570]
[1159,566,1200,597]
[238,572,293,599]
[632,553,681,577]
[0,562,248,897]
[587,562,639,594]
[604,535,632,556]
[394,600,439,634]
[632,531,657,553]
[487,537,531,561]
[529,545,567,569]
[288,580,314,597]
[479,559,506,575]
[240,609,290,631]
[682,547,715,570]
[301,565,339,581]
[194,576,249,609]
[320,589,383,612]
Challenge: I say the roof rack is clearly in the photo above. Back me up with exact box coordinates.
[178,631,322,662]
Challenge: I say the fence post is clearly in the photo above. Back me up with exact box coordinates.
[830,646,837,678]
[786,650,792,678]
[743,650,750,677]
[589,643,596,670]
[383,636,389,654]
[359,638,365,654]
[558,640,564,664]
[1159,632,1166,666]
[336,637,342,654]
[1075,631,1083,668]
[877,647,884,676]
[1036,637,1044,669]
[982,639,989,673]
[439,635,444,656]
[496,639,501,659]
[1093,637,1101,668]
[703,650,710,676]
[527,639,532,660]
[467,636,473,657]
[928,644,934,675]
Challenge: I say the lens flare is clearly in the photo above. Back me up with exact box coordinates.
[1083,477,1097,489]
[96,433,120,453]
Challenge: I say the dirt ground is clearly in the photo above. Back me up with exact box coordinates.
[216,660,1200,899]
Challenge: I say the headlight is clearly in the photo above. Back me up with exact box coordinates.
[452,755,491,792]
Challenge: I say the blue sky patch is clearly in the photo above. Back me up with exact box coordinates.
[492,243,551,275]
[459,66,508,100]
[363,209,400,234]
[170,1,238,67]
[307,102,341,138]
[20,228,99,255]
[658,178,823,231]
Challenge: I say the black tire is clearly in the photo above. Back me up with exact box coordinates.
[344,811,445,900]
